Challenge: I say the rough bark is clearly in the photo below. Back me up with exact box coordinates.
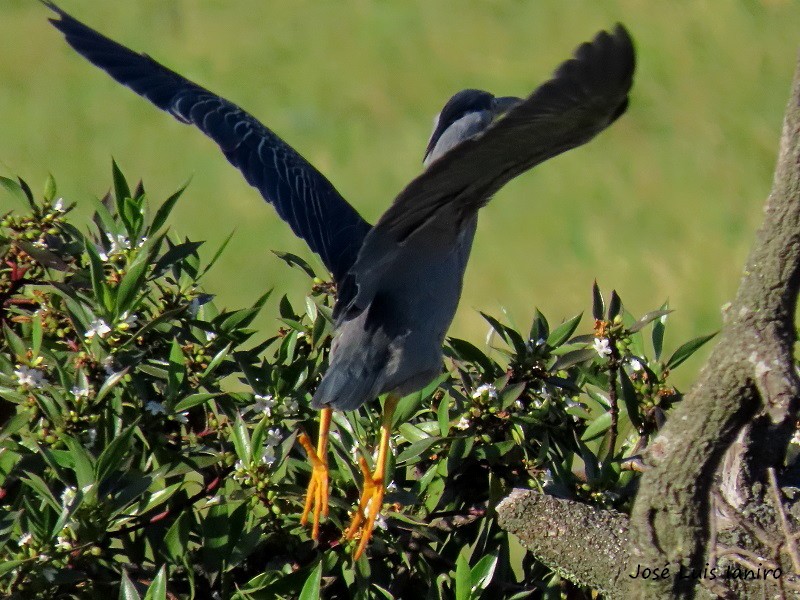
[496,490,631,598]
[496,55,800,599]
[626,51,800,599]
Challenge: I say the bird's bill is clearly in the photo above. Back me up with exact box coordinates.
[491,95,524,115]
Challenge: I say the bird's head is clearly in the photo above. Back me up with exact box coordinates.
[423,89,521,167]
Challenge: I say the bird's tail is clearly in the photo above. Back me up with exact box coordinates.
[311,355,385,412]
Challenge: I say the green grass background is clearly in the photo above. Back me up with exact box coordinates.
[2,0,799,389]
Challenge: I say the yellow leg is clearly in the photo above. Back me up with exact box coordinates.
[299,407,332,540]
[345,394,399,560]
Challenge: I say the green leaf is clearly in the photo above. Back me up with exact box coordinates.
[231,413,252,463]
[628,309,672,334]
[96,424,136,483]
[152,240,204,278]
[63,436,96,490]
[115,257,150,315]
[143,565,167,600]
[592,280,604,320]
[0,176,33,208]
[393,373,448,428]
[396,435,442,464]
[298,561,322,600]
[552,348,597,371]
[85,240,110,311]
[529,308,550,344]
[202,502,230,576]
[21,471,61,512]
[118,570,142,600]
[546,313,582,348]
[14,240,70,270]
[174,392,220,412]
[200,343,232,380]
[272,250,317,279]
[94,369,128,404]
[652,302,669,361]
[2,322,27,361]
[607,289,621,320]
[581,411,612,441]
[446,337,495,374]
[198,229,236,281]
[437,396,450,437]
[618,369,643,431]
[112,159,131,204]
[43,173,57,202]
[470,552,499,596]
[454,549,471,600]
[150,181,188,235]
[500,382,526,410]
[166,338,186,399]
[665,332,717,370]
[163,511,192,563]
[0,561,26,578]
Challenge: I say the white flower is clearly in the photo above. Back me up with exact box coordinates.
[205,330,217,342]
[791,430,800,446]
[282,397,299,414]
[629,358,643,371]
[118,311,138,329]
[55,536,72,551]
[85,318,111,339]
[101,357,117,377]
[96,247,109,261]
[348,440,361,460]
[455,416,470,430]
[71,384,90,398]
[261,445,277,466]
[145,401,166,415]
[18,532,33,546]
[174,412,189,424]
[472,383,498,401]
[252,394,276,416]
[593,337,612,357]
[61,486,77,507]
[264,428,282,448]
[14,365,49,388]
[363,498,388,530]
[540,469,554,487]
[37,554,50,562]
[53,198,65,212]
[113,234,132,252]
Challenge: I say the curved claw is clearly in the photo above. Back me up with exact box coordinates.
[299,431,329,539]
[345,456,386,560]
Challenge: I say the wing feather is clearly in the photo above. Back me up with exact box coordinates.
[45,1,371,282]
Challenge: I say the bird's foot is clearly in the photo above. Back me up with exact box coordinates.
[344,455,386,560]
[298,432,329,540]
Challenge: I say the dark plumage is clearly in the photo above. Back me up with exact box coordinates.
[46,2,634,413]
[45,2,635,556]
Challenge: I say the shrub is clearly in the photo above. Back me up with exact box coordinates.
[0,167,712,599]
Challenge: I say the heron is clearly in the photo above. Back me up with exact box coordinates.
[45,1,635,559]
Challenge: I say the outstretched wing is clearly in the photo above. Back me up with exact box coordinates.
[45,2,371,282]
[340,25,635,314]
